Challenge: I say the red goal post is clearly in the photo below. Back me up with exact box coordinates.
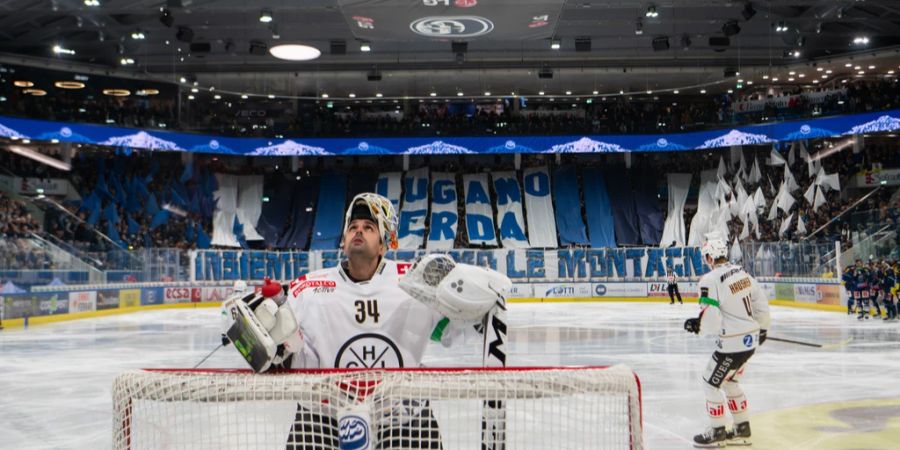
[114,365,643,450]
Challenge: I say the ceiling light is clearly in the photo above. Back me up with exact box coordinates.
[775,21,787,32]
[550,39,560,50]
[813,80,819,84]
[187,95,194,100]
[845,63,853,67]
[457,92,464,96]
[360,42,371,52]
[376,93,383,98]
[592,90,599,95]
[747,81,753,85]
[700,89,706,94]
[727,89,733,93]
[102,89,130,97]
[645,5,658,18]
[772,77,779,81]
[868,65,875,70]
[889,70,895,75]
[120,58,135,65]
[858,71,865,75]
[83,0,99,6]
[241,94,249,99]
[429,92,436,97]
[854,66,861,70]
[762,75,769,79]
[793,50,801,58]
[14,80,34,87]
[22,89,47,96]
[190,87,198,93]
[821,75,828,79]
[646,90,652,94]
[798,74,805,78]
[269,44,321,61]
[268,94,275,99]
[788,78,795,81]
[673,90,679,94]
[349,93,356,98]
[136,89,159,96]
[52,45,75,55]
[789,71,795,75]
[131,30,146,40]
[484,91,491,96]
[852,36,870,45]
[619,90,625,95]
[826,70,832,74]
[54,81,85,89]
[259,9,273,23]
[842,79,847,83]
[566,90,572,95]
[213,94,221,100]
[816,67,823,72]
[321,93,329,98]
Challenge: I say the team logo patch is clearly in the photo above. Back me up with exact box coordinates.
[338,414,370,450]
[291,280,336,296]
[743,334,754,347]
[335,333,403,368]
[410,16,494,38]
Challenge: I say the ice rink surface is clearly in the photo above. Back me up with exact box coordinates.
[1,301,899,449]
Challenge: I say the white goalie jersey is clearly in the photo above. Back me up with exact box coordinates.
[698,264,771,353]
[285,258,445,369]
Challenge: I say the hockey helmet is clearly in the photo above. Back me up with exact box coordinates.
[701,237,728,262]
[343,192,399,250]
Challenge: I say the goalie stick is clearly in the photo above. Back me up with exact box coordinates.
[481,295,508,450]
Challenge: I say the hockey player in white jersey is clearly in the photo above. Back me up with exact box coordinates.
[683,237,771,448]
[222,192,510,449]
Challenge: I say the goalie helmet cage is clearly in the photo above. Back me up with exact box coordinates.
[113,365,643,450]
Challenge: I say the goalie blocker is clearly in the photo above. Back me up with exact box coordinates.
[222,280,301,373]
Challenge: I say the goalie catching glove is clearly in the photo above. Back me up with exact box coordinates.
[221,278,301,373]
[399,254,512,321]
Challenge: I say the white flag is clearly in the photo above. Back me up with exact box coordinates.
[769,147,787,166]
[749,158,762,184]
[803,183,816,204]
[739,219,750,239]
[753,187,766,208]
[813,186,827,211]
[799,140,810,162]
[767,199,779,221]
[777,188,796,213]
[716,177,732,198]
[784,164,800,192]
[797,215,807,235]
[816,166,841,192]
[779,212,794,237]
[730,237,743,262]
[788,142,796,165]
[717,156,728,179]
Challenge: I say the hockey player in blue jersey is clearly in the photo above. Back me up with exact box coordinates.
[842,265,856,315]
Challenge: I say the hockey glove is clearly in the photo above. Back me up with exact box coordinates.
[222,281,300,373]
[759,329,767,345]
[684,317,700,334]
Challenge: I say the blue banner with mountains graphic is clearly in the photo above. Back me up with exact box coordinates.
[1,109,898,156]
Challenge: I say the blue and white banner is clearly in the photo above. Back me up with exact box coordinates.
[492,171,529,248]
[522,166,558,248]
[463,173,498,247]
[211,174,239,247]
[375,172,402,209]
[426,173,457,249]
[189,246,709,282]
[2,109,898,155]
[397,167,429,249]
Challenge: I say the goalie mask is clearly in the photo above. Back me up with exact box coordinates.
[343,193,399,250]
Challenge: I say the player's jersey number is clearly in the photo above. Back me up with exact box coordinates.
[354,299,380,324]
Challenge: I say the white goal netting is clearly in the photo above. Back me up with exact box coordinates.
[113,365,642,450]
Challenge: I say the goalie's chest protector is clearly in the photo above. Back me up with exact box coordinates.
[288,259,442,369]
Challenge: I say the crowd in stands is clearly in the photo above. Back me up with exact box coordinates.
[2,76,899,138]
[0,192,53,270]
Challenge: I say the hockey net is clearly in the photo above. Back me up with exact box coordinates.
[113,365,642,450]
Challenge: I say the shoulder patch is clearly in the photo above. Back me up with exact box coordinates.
[396,263,411,275]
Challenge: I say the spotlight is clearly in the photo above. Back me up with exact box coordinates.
[83,0,100,6]
[360,41,371,52]
[722,20,740,37]
[775,21,788,33]
[645,4,659,18]
[159,8,174,27]
[635,19,643,35]
[52,45,75,55]
[550,38,560,50]
[742,2,756,21]
[853,36,870,45]
[120,58,135,65]
[131,30,146,40]
[259,8,273,23]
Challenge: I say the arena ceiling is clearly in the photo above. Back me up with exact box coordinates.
[1,0,900,98]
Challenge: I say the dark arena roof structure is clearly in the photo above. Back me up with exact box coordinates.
[1,0,899,98]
